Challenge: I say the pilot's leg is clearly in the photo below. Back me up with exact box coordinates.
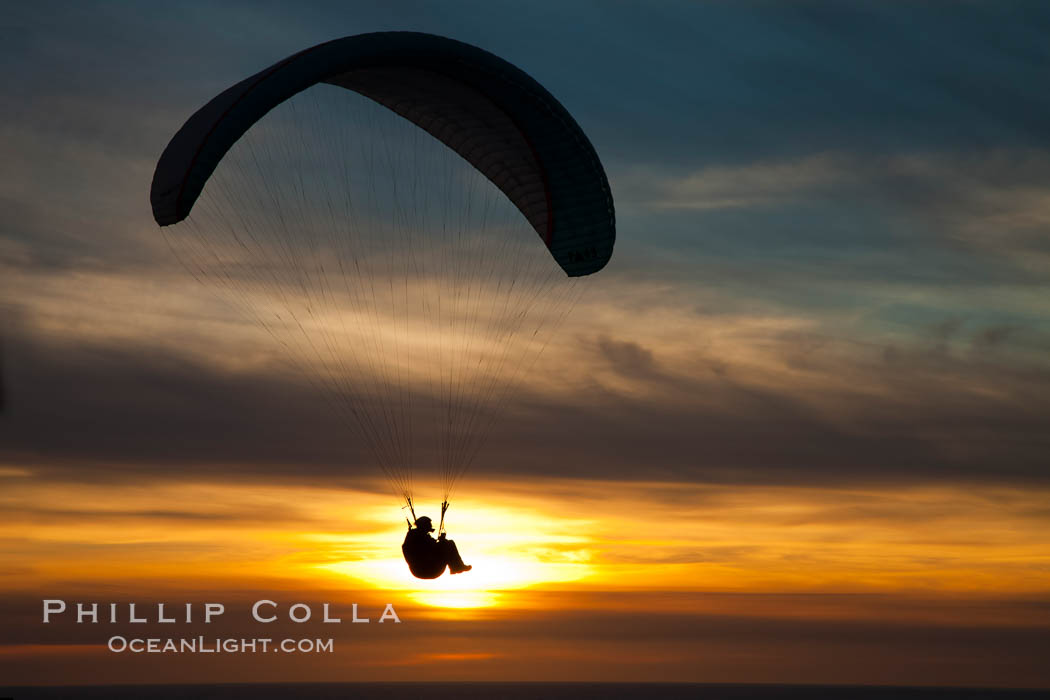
[441,538,471,573]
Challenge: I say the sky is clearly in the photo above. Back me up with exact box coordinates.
[2,0,1050,689]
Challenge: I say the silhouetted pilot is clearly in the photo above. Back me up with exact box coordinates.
[402,516,472,579]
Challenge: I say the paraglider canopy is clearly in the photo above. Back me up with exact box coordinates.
[151,31,615,277]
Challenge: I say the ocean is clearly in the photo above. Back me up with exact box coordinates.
[0,684,1046,699]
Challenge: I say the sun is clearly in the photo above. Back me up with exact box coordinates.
[315,498,597,609]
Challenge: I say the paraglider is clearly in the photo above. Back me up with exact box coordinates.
[150,33,615,579]
[402,516,472,579]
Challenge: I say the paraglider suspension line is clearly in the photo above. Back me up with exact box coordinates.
[404,496,418,528]
[438,500,449,536]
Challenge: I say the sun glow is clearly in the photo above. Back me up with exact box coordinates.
[314,497,598,608]
[409,591,502,609]
[6,476,1050,609]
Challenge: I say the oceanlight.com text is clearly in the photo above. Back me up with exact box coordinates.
[107,636,335,654]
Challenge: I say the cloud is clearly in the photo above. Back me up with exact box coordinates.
[3,278,1049,490]
[618,149,1050,267]
[595,336,662,382]
[1,1,1049,492]
[618,154,851,212]
[973,324,1019,351]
